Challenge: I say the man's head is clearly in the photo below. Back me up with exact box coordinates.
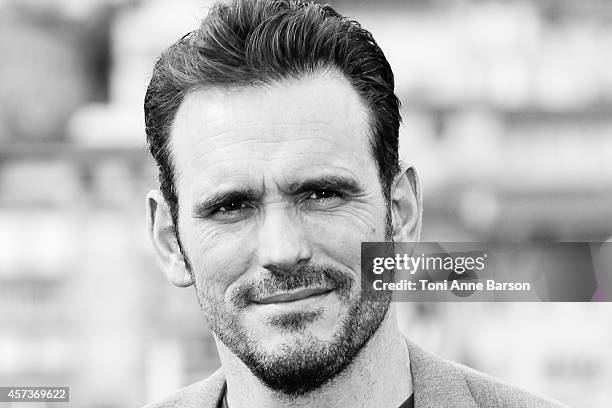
[145,0,421,396]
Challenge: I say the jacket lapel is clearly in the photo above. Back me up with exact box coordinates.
[406,340,478,408]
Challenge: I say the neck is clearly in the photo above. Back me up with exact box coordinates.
[217,305,412,408]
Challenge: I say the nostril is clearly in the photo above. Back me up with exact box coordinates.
[264,258,311,276]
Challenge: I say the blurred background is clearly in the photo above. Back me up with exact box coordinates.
[0,0,611,406]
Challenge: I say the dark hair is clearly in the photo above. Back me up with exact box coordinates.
[145,0,401,231]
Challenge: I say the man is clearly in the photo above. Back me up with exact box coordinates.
[143,0,568,407]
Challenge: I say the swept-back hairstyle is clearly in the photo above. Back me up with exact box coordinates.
[145,0,401,231]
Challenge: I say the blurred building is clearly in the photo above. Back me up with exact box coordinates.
[0,0,611,407]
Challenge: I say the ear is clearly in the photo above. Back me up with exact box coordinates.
[146,190,193,287]
[390,166,422,242]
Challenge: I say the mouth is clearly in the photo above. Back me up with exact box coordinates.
[253,287,334,304]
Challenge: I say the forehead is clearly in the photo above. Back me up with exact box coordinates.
[170,71,375,190]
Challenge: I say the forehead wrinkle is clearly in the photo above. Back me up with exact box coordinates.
[198,157,363,180]
[185,121,372,168]
[184,122,337,149]
[186,151,374,185]
[190,136,364,162]
[190,122,353,149]
[197,118,334,129]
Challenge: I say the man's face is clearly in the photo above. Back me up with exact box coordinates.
[170,71,391,394]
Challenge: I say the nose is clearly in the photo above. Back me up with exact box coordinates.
[257,206,312,273]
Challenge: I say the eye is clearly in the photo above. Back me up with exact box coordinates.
[214,200,251,217]
[303,189,346,211]
[307,189,343,201]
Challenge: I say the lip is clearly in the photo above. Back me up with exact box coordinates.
[254,287,333,304]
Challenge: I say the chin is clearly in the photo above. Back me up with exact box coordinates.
[244,306,347,352]
[239,315,372,397]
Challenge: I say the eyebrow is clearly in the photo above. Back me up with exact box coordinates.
[192,175,365,217]
[192,189,259,217]
[285,175,365,196]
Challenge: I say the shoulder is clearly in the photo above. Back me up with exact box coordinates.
[141,369,225,408]
[451,360,569,408]
[406,340,570,408]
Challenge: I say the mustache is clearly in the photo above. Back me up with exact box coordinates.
[229,264,354,308]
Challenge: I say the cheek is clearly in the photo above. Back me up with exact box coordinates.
[303,206,387,268]
[180,220,256,301]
